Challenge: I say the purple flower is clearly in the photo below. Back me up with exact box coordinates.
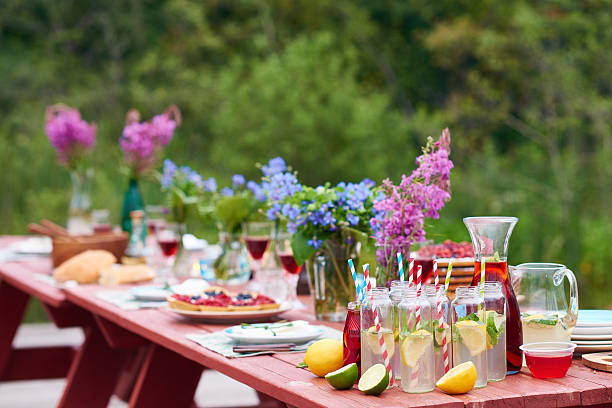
[221,187,234,197]
[120,106,180,175]
[307,238,323,249]
[262,157,287,177]
[266,203,282,220]
[203,177,217,192]
[45,105,96,166]
[247,181,267,202]
[232,174,245,187]
[347,213,359,226]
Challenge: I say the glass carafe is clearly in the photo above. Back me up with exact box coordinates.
[510,263,578,344]
[464,216,522,374]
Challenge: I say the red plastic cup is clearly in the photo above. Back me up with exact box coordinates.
[519,342,576,379]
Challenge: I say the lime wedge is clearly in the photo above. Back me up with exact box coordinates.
[358,364,389,395]
[325,363,358,390]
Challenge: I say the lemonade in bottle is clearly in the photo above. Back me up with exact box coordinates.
[390,280,411,380]
[360,287,394,382]
[398,287,435,393]
[424,285,451,382]
[484,282,506,382]
[452,286,487,388]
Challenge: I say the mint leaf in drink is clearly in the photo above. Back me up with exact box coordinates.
[460,313,481,322]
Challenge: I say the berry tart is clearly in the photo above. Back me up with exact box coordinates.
[166,294,204,311]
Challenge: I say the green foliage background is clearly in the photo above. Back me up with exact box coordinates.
[1,1,610,315]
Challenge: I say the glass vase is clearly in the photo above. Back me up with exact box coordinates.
[213,232,250,285]
[172,223,191,279]
[306,233,359,322]
[121,178,145,235]
[67,168,93,235]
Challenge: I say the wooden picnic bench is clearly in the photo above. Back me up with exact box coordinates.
[1,239,612,407]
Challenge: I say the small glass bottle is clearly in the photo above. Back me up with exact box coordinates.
[343,301,361,375]
[484,282,506,382]
[398,287,435,393]
[390,280,411,380]
[424,284,452,382]
[126,210,145,258]
[360,287,394,382]
[451,286,487,388]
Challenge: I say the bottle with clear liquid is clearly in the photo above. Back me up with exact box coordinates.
[360,287,394,383]
[452,286,487,388]
[484,282,506,382]
[398,287,435,393]
[424,284,451,382]
[390,280,412,380]
[126,210,145,259]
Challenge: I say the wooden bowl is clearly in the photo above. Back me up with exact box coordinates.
[52,232,129,267]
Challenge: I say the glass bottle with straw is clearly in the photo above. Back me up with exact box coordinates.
[484,281,506,382]
[398,269,435,393]
[451,285,488,388]
[424,283,451,381]
[360,266,394,386]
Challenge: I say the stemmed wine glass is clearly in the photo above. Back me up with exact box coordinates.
[244,221,273,279]
[276,230,305,309]
[156,222,180,283]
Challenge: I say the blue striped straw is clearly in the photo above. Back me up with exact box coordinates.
[397,252,404,282]
[348,259,361,301]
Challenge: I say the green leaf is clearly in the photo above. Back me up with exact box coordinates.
[291,231,318,265]
[214,195,252,233]
[344,227,376,270]
[296,362,308,369]
[460,313,481,323]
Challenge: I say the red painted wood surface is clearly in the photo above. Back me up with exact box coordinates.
[1,346,76,381]
[58,326,129,408]
[0,279,30,378]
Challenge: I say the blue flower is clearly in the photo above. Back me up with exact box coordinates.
[266,203,282,220]
[232,174,245,187]
[203,177,217,192]
[286,222,298,234]
[281,204,301,221]
[161,159,178,188]
[188,172,203,188]
[247,180,267,202]
[307,238,323,249]
[220,187,234,197]
[262,157,287,177]
[347,213,359,226]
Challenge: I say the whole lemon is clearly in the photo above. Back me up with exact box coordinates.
[303,338,344,377]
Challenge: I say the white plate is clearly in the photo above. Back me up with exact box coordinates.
[13,237,52,255]
[572,333,612,341]
[573,326,612,335]
[129,286,171,301]
[576,310,612,327]
[166,304,292,323]
[224,324,323,344]
[572,339,612,345]
[575,343,612,353]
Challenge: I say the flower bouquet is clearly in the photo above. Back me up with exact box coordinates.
[45,104,97,234]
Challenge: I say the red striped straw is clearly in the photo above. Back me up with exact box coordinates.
[433,260,450,373]
[364,264,394,386]
[408,257,415,287]
[415,265,423,328]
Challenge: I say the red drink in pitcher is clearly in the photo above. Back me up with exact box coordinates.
[472,260,523,373]
[343,302,361,375]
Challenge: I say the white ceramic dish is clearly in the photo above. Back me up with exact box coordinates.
[571,333,612,341]
[574,343,612,353]
[166,304,292,323]
[572,326,612,335]
[571,339,612,345]
[129,286,171,301]
[13,237,52,255]
[224,323,323,344]
[576,310,612,327]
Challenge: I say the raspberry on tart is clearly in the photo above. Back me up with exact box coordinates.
[167,294,202,311]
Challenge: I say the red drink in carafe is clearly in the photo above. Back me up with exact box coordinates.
[343,302,361,375]
[472,260,523,373]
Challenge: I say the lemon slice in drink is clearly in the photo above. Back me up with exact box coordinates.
[358,363,389,395]
[456,320,486,356]
[366,326,395,358]
[401,329,432,368]
[325,363,358,390]
[436,361,477,394]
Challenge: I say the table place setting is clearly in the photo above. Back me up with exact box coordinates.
[186,320,342,358]
[572,309,612,353]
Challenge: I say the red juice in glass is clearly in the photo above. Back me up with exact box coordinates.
[147,219,165,235]
[524,353,572,378]
[158,239,179,257]
[413,258,434,283]
[278,252,302,275]
[472,260,523,373]
[343,302,361,376]
[246,237,270,260]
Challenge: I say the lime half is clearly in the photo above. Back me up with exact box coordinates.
[325,363,358,390]
[358,364,389,396]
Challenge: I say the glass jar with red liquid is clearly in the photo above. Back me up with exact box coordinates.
[464,216,523,374]
[343,301,361,375]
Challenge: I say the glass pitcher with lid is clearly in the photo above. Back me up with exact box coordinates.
[511,263,578,344]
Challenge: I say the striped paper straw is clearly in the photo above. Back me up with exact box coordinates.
[370,291,394,387]
[478,258,486,314]
[397,252,404,282]
[408,257,415,287]
[363,264,371,297]
[444,260,454,292]
[348,259,360,301]
[433,260,450,373]
[415,265,423,329]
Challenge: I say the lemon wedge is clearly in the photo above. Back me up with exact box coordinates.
[401,329,432,368]
[436,361,477,394]
[366,326,395,358]
[456,320,486,356]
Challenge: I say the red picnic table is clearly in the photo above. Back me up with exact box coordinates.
[1,244,612,407]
